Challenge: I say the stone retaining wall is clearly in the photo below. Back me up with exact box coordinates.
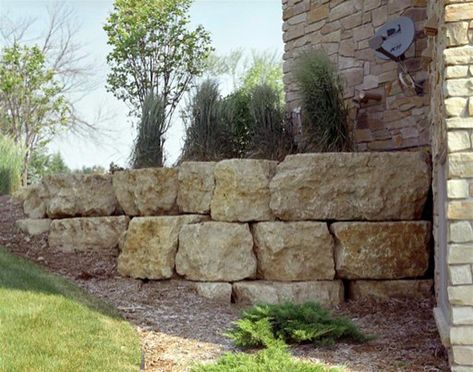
[17,152,433,306]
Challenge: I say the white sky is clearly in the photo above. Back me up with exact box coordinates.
[0,0,284,169]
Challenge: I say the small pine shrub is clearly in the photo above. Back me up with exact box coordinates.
[226,302,370,349]
[0,135,24,195]
[191,342,341,372]
[131,92,166,168]
[294,49,352,152]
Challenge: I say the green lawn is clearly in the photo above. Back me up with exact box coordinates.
[0,247,141,372]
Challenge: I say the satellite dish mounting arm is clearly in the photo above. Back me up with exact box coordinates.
[368,35,404,62]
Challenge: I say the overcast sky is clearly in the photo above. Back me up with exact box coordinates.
[1,0,284,169]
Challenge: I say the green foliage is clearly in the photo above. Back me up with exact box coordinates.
[246,84,295,161]
[181,80,233,162]
[241,51,283,96]
[0,135,24,195]
[191,342,341,372]
[104,0,213,124]
[0,246,141,370]
[294,49,352,152]
[131,92,166,168]
[28,148,70,184]
[0,43,71,184]
[226,302,370,349]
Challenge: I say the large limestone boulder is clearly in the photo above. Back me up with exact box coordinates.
[270,152,431,221]
[177,162,215,214]
[176,222,256,281]
[331,221,431,279]
[211,159,277,222]
[22,184,48,219]
[252,222,335,281]
[194,282,232,303]
[44,173,118,218]
[349,280,433,300]
[16,218,51,235]
[233,281,344,307]
[118,215,207,279]
[113,168,178,216]
[49,216,129,252]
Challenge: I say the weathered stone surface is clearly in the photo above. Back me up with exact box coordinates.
[211,159,277,222]
[233,281,344,307]
[176,222,256,281]
[331,221,431,279]
[195,282,232,303]
[113,168,178,216]
[45,173,118,218]
[349,280,433,300]
[117,215,206,279]
[49,216,129,252]
[177,162,215,214]
[16,218,51,235]
[270,152,431,221]
[448,285,473,306]
[22,184,48,219]
[252,222,335,281]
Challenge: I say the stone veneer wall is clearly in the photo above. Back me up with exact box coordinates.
[428,0,473,369]
[17,153,433,307]
[282,0,431,151]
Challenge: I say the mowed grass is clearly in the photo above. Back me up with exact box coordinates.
[0,247,141,372]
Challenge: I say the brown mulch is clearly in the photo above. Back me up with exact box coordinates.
[0,195,449,371]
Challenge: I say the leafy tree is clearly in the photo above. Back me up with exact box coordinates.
[104,0,213,125]
[28,148,70,184]
[0,43,71,185]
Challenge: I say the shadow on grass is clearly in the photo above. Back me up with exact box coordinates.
[0,246,121,319]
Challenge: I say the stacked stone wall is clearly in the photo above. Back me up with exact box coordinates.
[282,0,431,151]
[17,152,432,307]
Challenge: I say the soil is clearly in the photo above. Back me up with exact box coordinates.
[0,195,449,372]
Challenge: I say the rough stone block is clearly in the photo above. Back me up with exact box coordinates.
[252,221,335,281]
[448,285,473,306]
[118,215,207,280]
[195,282,232,303]
[113,168,178,216]
[233,281,344,307]
[448,201,473,220]
[45,173,118,218]
[49,216,129,252]
[349,280,433,300]
[270,152,431,221]
[16,219,51,236]
[449,153,473,178]
[177,162,215,214]
[451,326,473,345]
[22,184,48,219]
[176,222,256,281]
[450,265,473,285]
[453,346,473,366]
[450,222,473,243]
[448,180,469,199]
[448,131,471,152]
[331,221,431,279]
[449,244,473,264]
[211,159,277,222]
[453,307,473,325]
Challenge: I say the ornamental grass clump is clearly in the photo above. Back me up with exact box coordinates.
[226,302,370,348]
[294,49,352,152]
[0,135,24,195]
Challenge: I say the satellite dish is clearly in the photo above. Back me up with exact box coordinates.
[369,16,416,61]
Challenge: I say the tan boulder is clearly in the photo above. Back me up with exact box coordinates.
[211,159,277,222]
[349,280,433,300]
[23,184,48,219]
[16,218,51,235]
[49,216,129,252]
[177,162,216,214]
[270,152,431,221]
[331,221,431,279]
[233,281,344,307]
[113,168,178,216]
[44,173,118,218]
[253,222,335,281]
[195,282,232,302]
[176,222,256,281]
[117,215,207,279]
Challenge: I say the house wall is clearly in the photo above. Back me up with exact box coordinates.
[282,0,431,151]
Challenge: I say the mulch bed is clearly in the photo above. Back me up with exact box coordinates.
[0,195,449,371]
